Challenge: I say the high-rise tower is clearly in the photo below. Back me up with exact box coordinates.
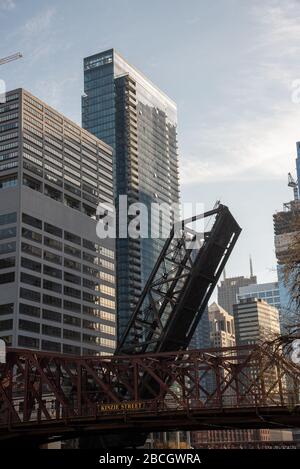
[82,49,180,338]
[0,89,116,355]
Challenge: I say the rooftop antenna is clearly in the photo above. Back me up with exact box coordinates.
[249,255,254,278]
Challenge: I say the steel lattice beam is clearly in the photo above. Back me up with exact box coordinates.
[117,204,241,356]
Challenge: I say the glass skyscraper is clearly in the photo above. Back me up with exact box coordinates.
[82,49,180,339]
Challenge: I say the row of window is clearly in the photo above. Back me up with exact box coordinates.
[22,212,114,256]
[19,285,115,310]
[16,335,115,353]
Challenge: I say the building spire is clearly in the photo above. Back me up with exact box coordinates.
[249,255,254,278]
[223,268,226,280]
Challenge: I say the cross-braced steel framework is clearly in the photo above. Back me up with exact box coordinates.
[0,344,300,445]
[117,204,241,355]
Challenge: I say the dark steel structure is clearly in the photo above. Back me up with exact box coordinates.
[0,344,300,445]
[117,204,241,355]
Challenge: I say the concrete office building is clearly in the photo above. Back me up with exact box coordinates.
[82,49,180,339]
[233,298,280,345]
[0,89,116,355]
[208,302,236,348]
[218,272,257,315]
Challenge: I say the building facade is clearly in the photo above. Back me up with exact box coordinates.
[82,49,180,338]
[208,302,235,348]
[0,89,116,355]
[238,282,281,311]
[233,298,280,346]
[217,274,257,315]
[273,199,300,329]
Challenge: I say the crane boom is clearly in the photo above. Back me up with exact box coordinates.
[0,53,22,66]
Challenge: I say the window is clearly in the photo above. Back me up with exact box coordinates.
[64,244,81,258]
[42,324,61,338]
[22,227,42,243]
[0,151,18,162]
[63,344,80,355]
[23,174,42,192]
[0,241,16,255]
[22,213,42,230]
[63,315,81,327]
[83,278,98,290]
[83,292,98,304]
[0,161,18,172]
[64,286,81,299]
[100,285,115,297]
[20,288,41,303]
[19,303,40,318]
[43,279,62,293]
[43,294,62,308]
[0,212,16,226]
[0,256,15,270]
[64,258,81,271]
[0,174,17,189]
[20,272,41,288]
[63,329,81,342]
[83,252,98,265]
[0,303,13,316]
[18,336,39,349]
[42,340,61,352]
[44,222,62,238]
[63,300,81,313]
[0,319,13,331]
[43,265,62,279]
[64,231,81,246]
[19,319,40,333]
[44,250,62,265]
[64,272,81,285]
[44,236,62,251]
[21,257,41,273]
[100,298,115,310]
[0,272,15,284]
[42,309,61,323]
[45,185,62,202]
[21,242,42,258]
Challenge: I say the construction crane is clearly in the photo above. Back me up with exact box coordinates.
[0,53,22,66]
[288,172,299,201]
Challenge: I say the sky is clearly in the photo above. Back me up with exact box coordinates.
[0,0,299,285]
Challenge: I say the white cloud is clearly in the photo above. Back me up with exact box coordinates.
[181,103,300,184]
[181,0,300,185]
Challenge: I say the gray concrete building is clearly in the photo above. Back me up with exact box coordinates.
[0,89,116,355]
[233,298,280,346]
[218,274,257,315]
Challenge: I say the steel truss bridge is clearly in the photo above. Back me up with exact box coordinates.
[0,344,300,445]
[1,204,299,446]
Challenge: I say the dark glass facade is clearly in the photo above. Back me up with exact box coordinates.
[83,49,180,338]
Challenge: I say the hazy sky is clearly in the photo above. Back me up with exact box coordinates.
[1,0,299,284]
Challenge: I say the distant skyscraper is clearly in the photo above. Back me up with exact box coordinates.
[233,298,280,345]
[217,269,257,315]
[0,89,116,355]
[208,302,236,348]
[238,282,281,311]
[82,49,180,339]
